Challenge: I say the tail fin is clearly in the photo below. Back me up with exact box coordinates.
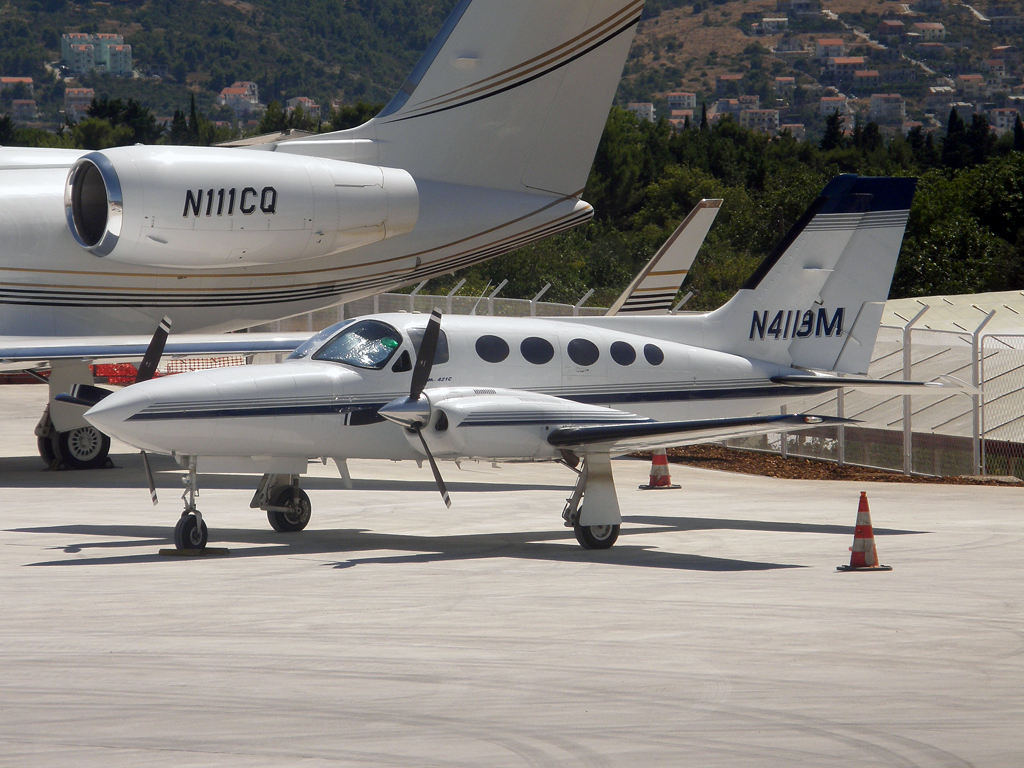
[292,0,644,196]
[705,175,917,375]
[606,199,722,316]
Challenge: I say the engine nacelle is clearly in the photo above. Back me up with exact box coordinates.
[64,146,419,268]
[402,388,644,461]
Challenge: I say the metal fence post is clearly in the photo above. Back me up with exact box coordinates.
[903,305,929,475]
[670,292,694,314]
[780,405,788,459]
[837,388,845,467]
[408,280,428,313]
[972,310,997,475]
[530,284,551,316]
[445,278,467,314]
[486,279,508,316]
[573,289,595,317]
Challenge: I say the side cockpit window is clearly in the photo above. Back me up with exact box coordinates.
[312,319,403,370]
[408,327,450,365]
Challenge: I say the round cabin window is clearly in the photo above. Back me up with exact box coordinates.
[567,338,600,367]
[521,337,555,365]
[610,341,636,366]
[475,335,510,363]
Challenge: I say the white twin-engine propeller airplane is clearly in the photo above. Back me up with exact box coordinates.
[84,175,951,552]
[0,0,645,469]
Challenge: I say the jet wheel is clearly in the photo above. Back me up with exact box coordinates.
[267,487,312,533]
[574,521,620,550]
[38,436,56,466]
[55,426,110,470]
[174,514,208,551]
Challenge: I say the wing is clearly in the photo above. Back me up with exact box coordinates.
[0,332,311,371]
[548,414,851,455]
[605,198,722,316]
[771,374,970,394]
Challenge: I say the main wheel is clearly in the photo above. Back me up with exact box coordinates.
[574,522,620,550]
[174,514,208,550]
[267,486,312,533]
[55,426,110,470]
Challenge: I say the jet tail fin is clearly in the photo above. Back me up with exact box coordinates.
[606,199,722,316]
[288,0,645,196]
[703,175,917,375]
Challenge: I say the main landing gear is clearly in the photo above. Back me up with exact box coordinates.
[35,408,112,470]
[560,453,621,550]
[251,474,312,533]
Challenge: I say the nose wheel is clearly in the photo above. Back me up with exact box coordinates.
[174,456,208,551]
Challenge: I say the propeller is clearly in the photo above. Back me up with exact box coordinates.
[134,316,172,506]
[379,309,451,508]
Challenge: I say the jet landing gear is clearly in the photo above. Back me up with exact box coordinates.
[35,408,111,470]
[251,474,311,533]
[175,457,208,550]
[560,453,621,550]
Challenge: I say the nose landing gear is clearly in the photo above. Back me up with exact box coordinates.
[174,456,207,551]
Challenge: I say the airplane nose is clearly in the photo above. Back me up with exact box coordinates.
[84,384,154,449]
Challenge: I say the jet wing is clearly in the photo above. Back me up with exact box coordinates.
[605,198,722,316]
[0,332,311,371]
[548,414,850,455]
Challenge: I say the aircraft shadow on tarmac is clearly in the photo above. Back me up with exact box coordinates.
[10,511,925,573]
[0,453,567,494]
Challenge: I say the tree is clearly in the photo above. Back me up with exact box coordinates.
[966,113,996,166]
[1013,114,1024,152]
[942,107,969,170]
[258,100,288,133]
[167,109,190,144]
[820,110,845,151]
[0,114,15,145]
[329,101,382,131]
[699,101,709,131]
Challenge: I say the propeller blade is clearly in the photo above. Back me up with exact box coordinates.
[415,427,451,509]
[135,316,172,384]
[409,309,441,402]
[141,450,159,506]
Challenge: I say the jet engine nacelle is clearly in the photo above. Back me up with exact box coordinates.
[401,388,644,461]
[64,146,419,269]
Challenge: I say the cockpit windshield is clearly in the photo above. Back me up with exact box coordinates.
[286,320,355,361]
[311,319,403,369]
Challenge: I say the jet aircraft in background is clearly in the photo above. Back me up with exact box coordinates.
[0,0,647,468]
[86,176,952,552]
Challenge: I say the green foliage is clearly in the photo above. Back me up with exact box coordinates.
[435,108,1024,309]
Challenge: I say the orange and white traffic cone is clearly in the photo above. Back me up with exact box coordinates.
[639,448,680,490]
[837,491,892,572]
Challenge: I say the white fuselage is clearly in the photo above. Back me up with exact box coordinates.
[0,148,588,337]
[86,313,832,462]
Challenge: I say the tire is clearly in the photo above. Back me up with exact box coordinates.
[574,522,620,550]
[174,514,208,550]
[55,427,110,470]
[38,435,57,466]
[267,486,312,533]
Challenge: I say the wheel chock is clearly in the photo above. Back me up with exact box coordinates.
[158,547,231,557]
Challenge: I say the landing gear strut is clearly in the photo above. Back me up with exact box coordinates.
[252,474,312,533]
[175,456,207,550]
[561,454,620,550]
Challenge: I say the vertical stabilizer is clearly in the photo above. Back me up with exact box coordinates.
[606,199,722,316]
[288,0,645,196]
[704,176,916,374]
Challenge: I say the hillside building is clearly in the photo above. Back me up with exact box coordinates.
[60,33,132,75]
[988,107,1020,135]
[739,108,780,133]
[715,73,744,96]
[626,102,655,122]
[855,70,881,88]
[286,97,321,121]
[956,73,986,99]
[0,77,33,96]
[11,100,37,123]
[827,56,867,79]
[816,38,846,61]
[911,22,946,41]
[217,81,262,118]
[667,92,696,111]
[870,93,906,123]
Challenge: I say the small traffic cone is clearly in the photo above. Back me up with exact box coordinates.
[837,491,892,572]
[639,449,680,490]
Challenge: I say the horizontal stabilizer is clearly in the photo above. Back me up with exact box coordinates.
[549,413,851,454]
[771,375,965,394]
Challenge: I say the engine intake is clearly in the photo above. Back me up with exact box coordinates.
[65,152,123,256]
